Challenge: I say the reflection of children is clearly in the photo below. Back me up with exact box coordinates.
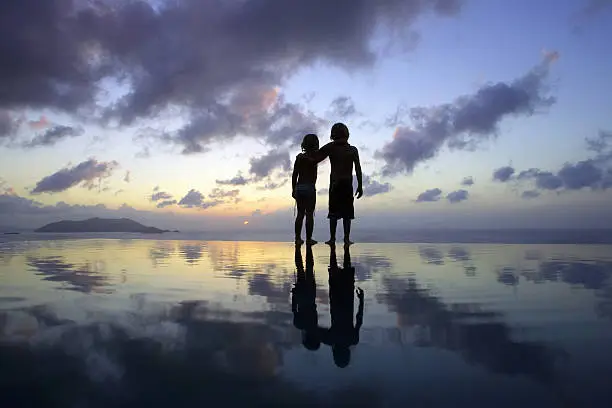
[291,244,320,351]
[292,134,320,245]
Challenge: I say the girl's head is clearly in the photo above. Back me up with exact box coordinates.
[301,133,319,153]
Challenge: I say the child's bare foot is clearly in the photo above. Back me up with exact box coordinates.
[295,238,304,245]
[325,239,335,246]
[344,238,354,246]
[307,239,318,246]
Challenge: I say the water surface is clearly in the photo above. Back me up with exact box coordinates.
[1,239,612,407]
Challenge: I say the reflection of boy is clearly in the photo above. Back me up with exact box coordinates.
[320,245,364,368]
[312,123,363,245]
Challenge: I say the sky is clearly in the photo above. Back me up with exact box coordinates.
[1,0,612,231]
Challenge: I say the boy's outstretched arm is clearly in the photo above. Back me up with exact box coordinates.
[354,147,363,199]
[305,140,341,163]
[355,288,364,331]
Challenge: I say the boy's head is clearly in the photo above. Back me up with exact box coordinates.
[302,330,321,351]
[332,345,351,368]
[331,123,349,141]
[301,133,319,153]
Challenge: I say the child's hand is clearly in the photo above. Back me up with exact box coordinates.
[356,287,364,299]
[292,188,297,199]
[355,185,363,199]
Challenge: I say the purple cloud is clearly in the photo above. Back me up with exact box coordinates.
[157,199,177,208]
[493,166,516,182]
[216,174,250,186]
[178,189,222,210]
[22,125,83,148]
[0,0,464,153]
[461,176,474,186]
[416,188,442,203]
[377,54,557,175]
[447,189,469,203]
[31,159,118,194]
[521,190,540,199]
[249,149,291,179]
[329,96,358,119]
[151,191,173,202]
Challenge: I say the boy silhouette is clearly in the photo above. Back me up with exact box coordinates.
[311,123,363,245]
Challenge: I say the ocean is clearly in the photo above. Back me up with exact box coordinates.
[2,227,612,244]
[1,237,612,407]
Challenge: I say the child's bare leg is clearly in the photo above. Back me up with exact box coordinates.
[343,218,353,245]
[305,213,317,245]
[295,211,305,244]
[326,218,337,245]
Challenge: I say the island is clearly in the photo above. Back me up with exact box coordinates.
[35,218,174,234]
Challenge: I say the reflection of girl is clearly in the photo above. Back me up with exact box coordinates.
[291,134,320,245]
[291,244,320,351]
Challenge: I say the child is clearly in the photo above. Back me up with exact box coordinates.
[310,123,363,246]
[292,133,320,245]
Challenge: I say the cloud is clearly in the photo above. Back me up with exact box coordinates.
[517,168,563,190]
[495,130,612,194]
[209,188,240,200]
[0,192,218,230]
[31,159,119,194]
[252,209,263,216]
[123,171,131,183]
[446,189,469,203]
[493,166,515,182]
[178,189,222,210]
[518,161,609,191]
[114,189,124,196]
[360,174,393,197]
[256,179,289,191]
[154,187,237,210]
[376,54,557,175]
[22,125,84,148]
[28,115,50,130]
[249,149,291,179]
[157,199,177,209]
[0,110,20,140]
[521,190,540,199]
[0,178,15,196]
[216,174,250,186]
[151,191,173,202]
[415,188,442,202]
[461,176,474,186]
[315,175,391,197]
[328,96,358,119]
[572,0,612,27]
[0,0,463,152]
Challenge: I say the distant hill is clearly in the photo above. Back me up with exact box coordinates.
[35,218,172,234]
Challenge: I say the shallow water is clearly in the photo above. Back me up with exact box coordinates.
[1,239,612,407]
